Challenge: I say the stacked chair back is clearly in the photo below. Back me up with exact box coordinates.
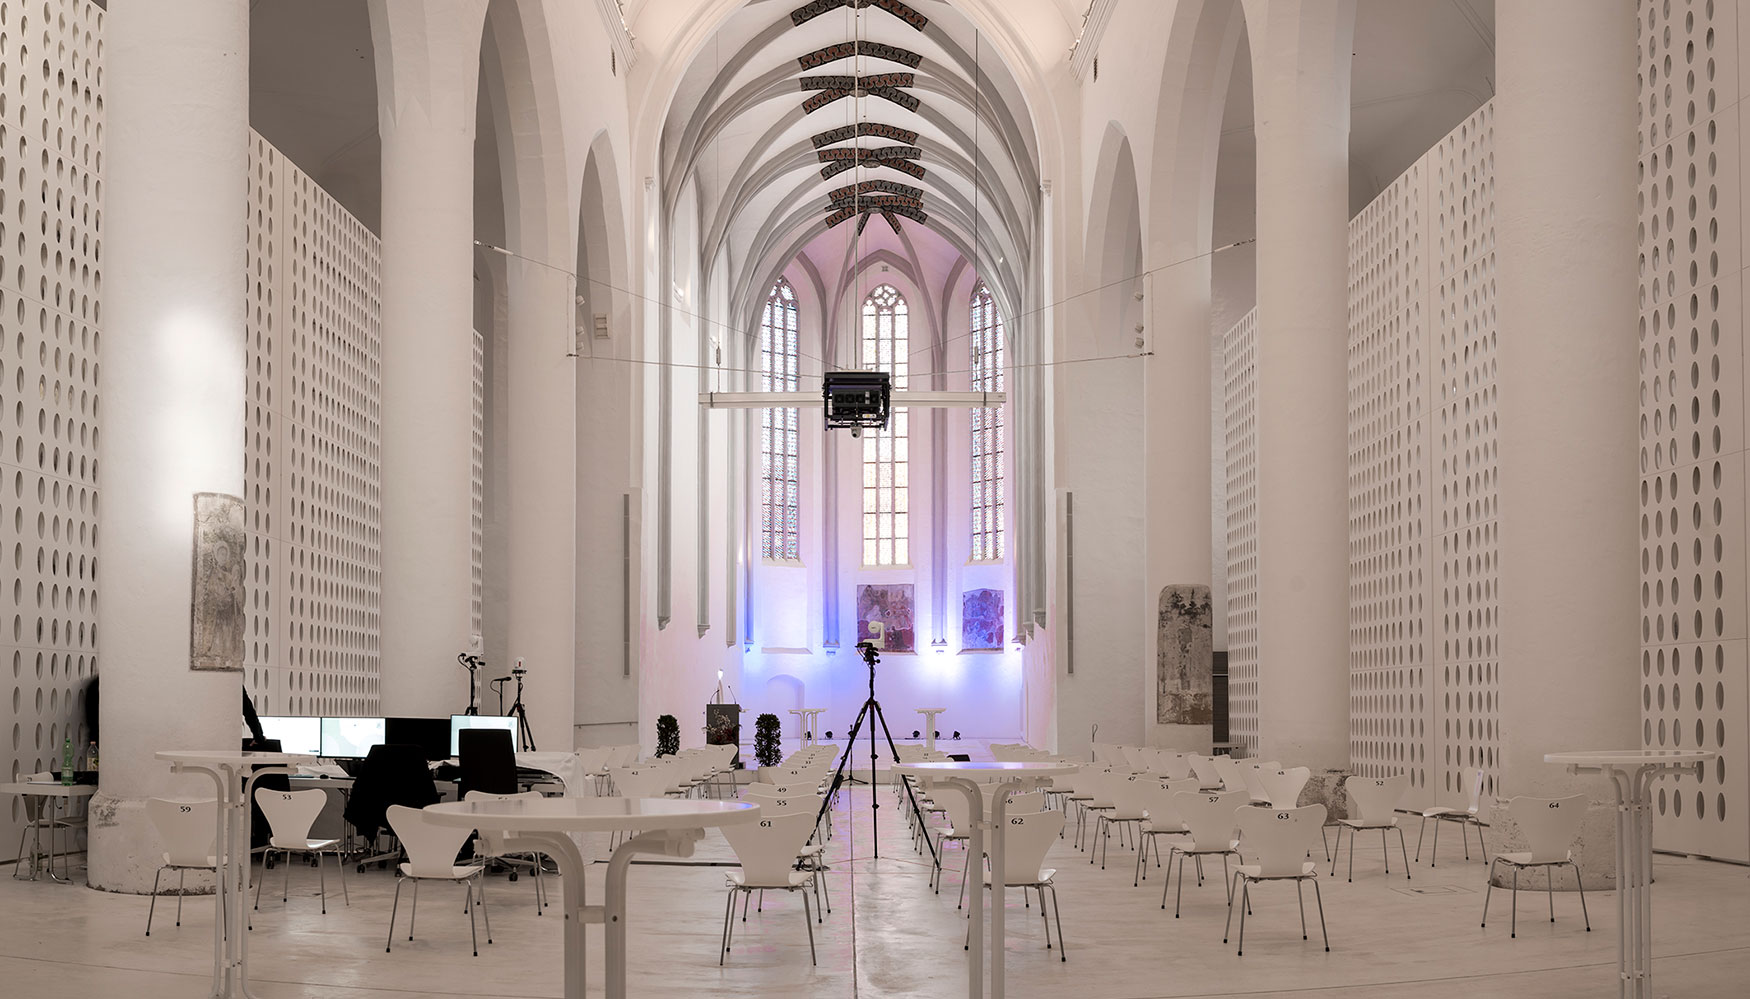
[1259,767,1311,809]
[744,786,821,815]
[1238,804,1327,877]
[255,788,327,849]
[147,798,217,866]
[1121,746,1151,772]
[1510,793,1588,863]
[1108,774,1151,820]
[1004,791,1045,813]
[1157,753,1194,780]
[1210,755,1245,791]
[1345,774,1409,826]
[610,766,672,798]
[721,810,818,887]
[1084,770,1119,809]
[1138,779,1198,832]
[939,784,975,835]
[1177,790,1250,852]
[386,804,477,878]
[576,746,612,774]
[1188,755,1224,789]
[996,811,1065,885]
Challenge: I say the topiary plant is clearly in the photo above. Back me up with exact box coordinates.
[655,713,680,757]
[754,712,783,769]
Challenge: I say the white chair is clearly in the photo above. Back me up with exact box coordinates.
[1226,804,1330,956]
[1076,768,1117,852]
[1331,775,1411,881]
[1418,768,1491,866]
[1133,777,1200,886]
[1187,755,1225,791]
[744,786,831,912]
[933,786,977,903]
[1210,755,1246,791]
[384,804,492,956]
[719,810,820,965]
[465,790,550,914]
[252,787,348,913]
[1240,762,1282,805]
[12,772,88,882]
[1093,773,1150,870]
[1163,789,1249,916]
[1258,767,1312,810]
[1481,794,1591,938]
[1156,753,1195,781]
[144,798,218,936]
[965,810,1068,961]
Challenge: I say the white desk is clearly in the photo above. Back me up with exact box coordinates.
[426,796,758,999]
[0,781,94,882]
[1545,749,1714,999]
[157,750,311,999]
[893,760,1077,999]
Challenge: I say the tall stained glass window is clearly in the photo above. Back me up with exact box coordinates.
[970,284,1005,561]
[862,284,909,566]
[760,279,800,561]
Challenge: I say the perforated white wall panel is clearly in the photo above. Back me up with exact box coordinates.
[244,132,382,718]
[1346,159,1430,792]
[1223,309,1259,756]
[1,0,103,846]
[1635,0,1749,862]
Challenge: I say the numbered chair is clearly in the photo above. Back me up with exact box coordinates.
[384,804,492,956]
[144,798,218,936]
[253,787,348,913]
[1164,789,1250,917]
[1093,773,1150,870]
[1481,794,1591,938]
[966,810,1068,961]
[1330,775,1411,881]
[1187,755,1225,791]
[1258,767,1312,810]
[1418,768,1491,866]
[1226,805,1330,956]
[744,786,831,914]
[719,810,820,966]
[1134,777,1200,886]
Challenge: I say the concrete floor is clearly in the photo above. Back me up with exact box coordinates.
[3,786,1748,998]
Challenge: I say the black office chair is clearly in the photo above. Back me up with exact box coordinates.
[458,728,518,800]
[345,743,441,852]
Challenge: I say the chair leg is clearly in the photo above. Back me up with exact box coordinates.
[318,850,328,914]
[1570,861,1591,931]
[728,890,741,951]
[478,877,492,944]
[1481,857,1496,927]
[409,879,419,940]
[1312,878,1330,951]
[339,851,350,905]
[1320,824,1331,863]
[1416,815,1428,862]
[283,847,292,903]
[1476,819,1489,862]
[1330,825,1341,877]
[385,878,403,952]
[1223,873,1239,943]
[1382,828,1391,875]
[1174,852,1187,918]
[1347,827,1356,883]
[176,870,186,927]
[1049,884,1066,962]
[1038,887,1050,947]
[466,880,479,957]
[958,848,971,910]
[146,868,164,936]
[719,889,735,964]
[1510,867,1519,938]
[1222,854,1233,903]
[802,890,817,966]
[1236,881,1250,956]
[1296,879,1308,939]
[1133,837,1145,887]
[1162,849,1176,910]
[1397,827,1411,879]
[254,850,269,910]
[1546,865,1556,922]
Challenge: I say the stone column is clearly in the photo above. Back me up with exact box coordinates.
[504,264,577,751]
[1241,0,1357,769]
[1492,0,1639,886]
[89,0,251,892]
[368,0,490,718]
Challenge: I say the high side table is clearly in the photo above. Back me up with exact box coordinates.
[425,796,759,999]
[1544,749,1714,999]
[915,708,947,751]
[0,781,95,882]
[892,760,1077,999]
[157,750,311,999]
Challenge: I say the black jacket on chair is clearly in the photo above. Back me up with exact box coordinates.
[344,743,440,843]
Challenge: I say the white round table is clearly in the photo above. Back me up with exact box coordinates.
[892,761,1077,999]
[425,796,759,999]
[157,750,312,999]
[0,781,96,883]
[1544,749,1714,999]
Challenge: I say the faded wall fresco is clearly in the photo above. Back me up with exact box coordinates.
[1157,584,1212,723]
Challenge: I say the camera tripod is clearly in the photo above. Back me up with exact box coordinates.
[457,653,483,716]
[490,665,538,751]
[814,642,937,865]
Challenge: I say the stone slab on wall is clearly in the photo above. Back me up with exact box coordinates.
[1156,585,1212,724]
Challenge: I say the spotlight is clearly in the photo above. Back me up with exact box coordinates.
[825,730,834,740]
[951,730,960,740]
[911,729,920,739]
[822,371,891,431]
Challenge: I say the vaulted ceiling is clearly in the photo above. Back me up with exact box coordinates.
[657,0,1041,331]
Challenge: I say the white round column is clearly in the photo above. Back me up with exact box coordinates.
[1243,0,1357,769]
[88,0,251,892]
[370,1,490,718]
[1493,0,1639,884]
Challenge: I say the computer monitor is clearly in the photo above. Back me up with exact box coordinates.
[257,716,320,756]
[385,716,453,761]
[450,714,518,756]
[319,717,386,759]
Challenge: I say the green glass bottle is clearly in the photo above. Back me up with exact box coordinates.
[60,735,74,785]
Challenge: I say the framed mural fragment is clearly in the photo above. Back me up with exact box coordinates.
[962,588,1004,651]
[857,583,915,652]
[190,492,247,672]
